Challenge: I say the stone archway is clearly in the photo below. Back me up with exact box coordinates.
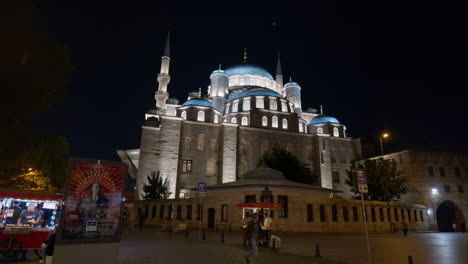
[436,200,466,232]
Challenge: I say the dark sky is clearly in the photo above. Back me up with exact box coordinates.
[33,1,467,161]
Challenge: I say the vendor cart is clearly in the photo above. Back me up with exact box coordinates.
[0,228,49,261]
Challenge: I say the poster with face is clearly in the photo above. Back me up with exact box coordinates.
[57,159,126,244]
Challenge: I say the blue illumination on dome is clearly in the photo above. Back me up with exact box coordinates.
[226,87,284,102]
[211,69,226,74]
[284,82,300,87]
[224,65,274,80]
[182,98,215,109]
[309,115,340,125]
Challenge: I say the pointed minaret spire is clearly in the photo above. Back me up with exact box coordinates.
[243,48,248,63]
[320,105,324,115]
[219,64,222,70]
[275,52,283,92]
[163,31,170,58]
[289,76,292,82]
[198,88,202,98]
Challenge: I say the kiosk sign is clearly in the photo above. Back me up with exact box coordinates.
[357,168,368,193]
[197,182,207,193]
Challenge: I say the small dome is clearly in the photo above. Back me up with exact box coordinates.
[182,98,215,109]
[284,82,300,87]
[225,65,274,80]
[309,115,340,125]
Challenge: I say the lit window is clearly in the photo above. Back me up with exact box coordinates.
[182,160,192,173]
[181,111,187,120]
[214,115,219,124]
[262,116,268,127]
[221,204,228,222]
[225,103,230,114]
[184,137,192,151]
[299,124,303,132]
[240,141,248,155]
[243,99,250,111]
[333,127,339,137]
[206,159,216,176]
[317,127,323,134]
[241,117,248,126]
[197,134,205,151]
[289,103,294,113]
[233,100,239,112]
[197,111,205,122]
[282,119,288,129]
[281,101,288,112]
[239,160,248,176]
[256,97,264,109]
[269,99,277,110]
[272,116,278,128]
[210,139,217,152]
[231,117,237,124]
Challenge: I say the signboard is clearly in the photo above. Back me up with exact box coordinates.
[357,168,368,193]
[57,158,126,244]
[197,182,207,193]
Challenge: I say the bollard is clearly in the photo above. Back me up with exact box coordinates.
[272,238,277,251]
[202,230,206,240]
[221,231,224,243]
[229,224,232,232]
[408,256,413,264]
[315,244,321,257]
[185,228,189,237]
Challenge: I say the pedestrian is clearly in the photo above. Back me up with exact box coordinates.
[402,221,408,236]
[43,229,56,264]
[138,209,146,232]
[262,213,272,244]
[244,213,263,264]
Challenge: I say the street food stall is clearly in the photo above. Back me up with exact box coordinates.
[236,202,283,247]
[0,189,63,261]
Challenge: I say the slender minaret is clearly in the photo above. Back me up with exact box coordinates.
[284,76,302,116]
[210,64,228,113]
[155,32,171,114]
[275,52,283,93]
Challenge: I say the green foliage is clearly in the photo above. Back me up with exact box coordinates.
[345,158,414,201]
[257,147,316,184]
[142,171,172,200]
[0,1,72,192]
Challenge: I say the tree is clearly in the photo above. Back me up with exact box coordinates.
[257,147,316,184]
[142,171,171,200]
[345,158,414,201]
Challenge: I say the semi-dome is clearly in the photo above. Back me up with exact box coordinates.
[224,65,274,80]
[182,98,216,109]
[309,115,340,125]
[226,87,283,102]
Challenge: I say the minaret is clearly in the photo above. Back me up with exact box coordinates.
[155,32,171,114]
[284,76,302,116]
[209,64,228,113]
[275,52,283,93]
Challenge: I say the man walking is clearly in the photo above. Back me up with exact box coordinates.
[244,213,263,264]
[402,221,408,236]
[262,213,272,243]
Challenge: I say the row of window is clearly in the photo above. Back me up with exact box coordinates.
[244,195,289,218]
[428,167,463,177]
[226,97,294,114]
[430,184,464,194]
[140,204,228,222]
[182,159,216,176]
[307,205,424,223]
[183,135,217,152]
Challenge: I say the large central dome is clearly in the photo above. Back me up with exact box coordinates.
[224,65,274,80]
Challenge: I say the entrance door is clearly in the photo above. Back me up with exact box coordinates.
[208,208,215,229]
[436,200,466,232]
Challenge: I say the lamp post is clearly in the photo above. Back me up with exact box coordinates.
[431,188,439,230]
[379,132,390,231]
[379,133,389,156]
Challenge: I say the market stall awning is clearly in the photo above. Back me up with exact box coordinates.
[0,192,63,200]
[235,202,284,210]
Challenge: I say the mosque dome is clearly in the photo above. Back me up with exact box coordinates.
[182,98,216,109]
[226,86,283,102]
[224,65,274,80]
[284,82,300,87]
[309,115,340,125]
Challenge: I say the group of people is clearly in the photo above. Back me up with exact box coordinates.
[3,201,43,227]
[244,210,273,264]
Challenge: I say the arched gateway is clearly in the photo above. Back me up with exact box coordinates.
[436,200,466,232]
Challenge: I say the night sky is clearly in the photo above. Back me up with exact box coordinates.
[32,1,467,161]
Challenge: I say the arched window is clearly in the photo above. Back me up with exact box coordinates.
[299,123,303,132]
[197,134,205,151]
[269,99,277,110]
[243,99,251,111]
[239,160,248,177]
[241,117,248,126]
[262,116,268,127]
[181,111,187,120]
[231,117,237,124]
[197,111,205,122]
[206,159,216,177]
[184,137,192,151]
[305,145,313,161]
[225,103,230,114]
[281,101,288,112]
[210,139,217,152]
[317,127,324,134]
[289,103,295,113]
[256,97,264,109]
[343,126,347,137]
[282,118,288,129]
[240,141,248,155]
[272,116,278,128]
[333,127,339,137]
[233,101,239,112]
[261,140,269,155]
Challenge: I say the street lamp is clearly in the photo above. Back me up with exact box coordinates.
[379,133,389,156]
[379,132,391,231]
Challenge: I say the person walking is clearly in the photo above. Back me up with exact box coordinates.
[262,213,272,244]
[402,221,408,236]
[244,213,263,264]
